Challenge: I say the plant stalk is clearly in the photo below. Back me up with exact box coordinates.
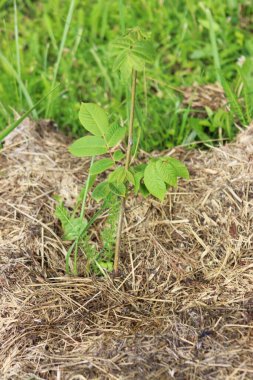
[80,156,95,221]
[114,69,137,274]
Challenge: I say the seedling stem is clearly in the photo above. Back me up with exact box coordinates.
[114,69,137,273]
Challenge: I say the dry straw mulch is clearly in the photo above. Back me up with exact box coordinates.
[0,119,253,380]
[181,83,227,114]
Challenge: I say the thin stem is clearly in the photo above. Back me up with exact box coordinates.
[80,156,95,221]
[114,69,137,274]
[114,197,125,273]
[73,242,78,275]
[67,156,95,276]
[125,70,137,170]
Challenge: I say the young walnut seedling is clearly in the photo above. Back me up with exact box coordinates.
[67,28,189,274]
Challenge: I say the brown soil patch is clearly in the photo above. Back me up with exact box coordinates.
[0,119,253,379]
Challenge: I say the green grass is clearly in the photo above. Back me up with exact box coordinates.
[1,0,253,151]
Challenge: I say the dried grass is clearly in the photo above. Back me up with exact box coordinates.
[181,83,227,115]
[0,119,253,380]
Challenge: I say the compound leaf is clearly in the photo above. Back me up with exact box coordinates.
[111,29,155,79]
[131,40,154,63]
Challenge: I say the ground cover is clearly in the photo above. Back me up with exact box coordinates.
[0,119,252,379]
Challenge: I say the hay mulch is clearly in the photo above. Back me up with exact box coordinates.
[0,119,253,380]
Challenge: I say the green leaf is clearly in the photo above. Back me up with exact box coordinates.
[55,202,70,229]
[167,157,189,179]
[63,217,87,241]
[126,170,135,185]
[132,40,155,63]
[139,183,150,198]
[108,167,126,183]
[79,103,109,137]
[105,124,126,147]
[118,60,132,82]
[69,136,107,157]
[221,75,246,125]
[112,32,154,65]
[155,159,178,187]
[55,203,87,241]
[109,182,126,197]
[113,50,128,72]
[113,150,125,161]
[156,157,189,188]
[190,119,213,145]
[111,29,155,78]
[144,161,166,201]
[97,260,113,272]
[92,181,110,202]
[132,164,146,194]
[90,158,114,175]
[127,52,145,72]
[88,175,97,190]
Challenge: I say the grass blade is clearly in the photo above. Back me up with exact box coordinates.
[239,73,253,125]
[90,47,114,92]
[118,0,125,34]
[0,52,37,118]
[65,241,76,274]
[14,0,22,102]
[0,101,9,122]
[0,85,60,143]
[221,75,246,126]
[46,0,75,117]
[202,5,221,83]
